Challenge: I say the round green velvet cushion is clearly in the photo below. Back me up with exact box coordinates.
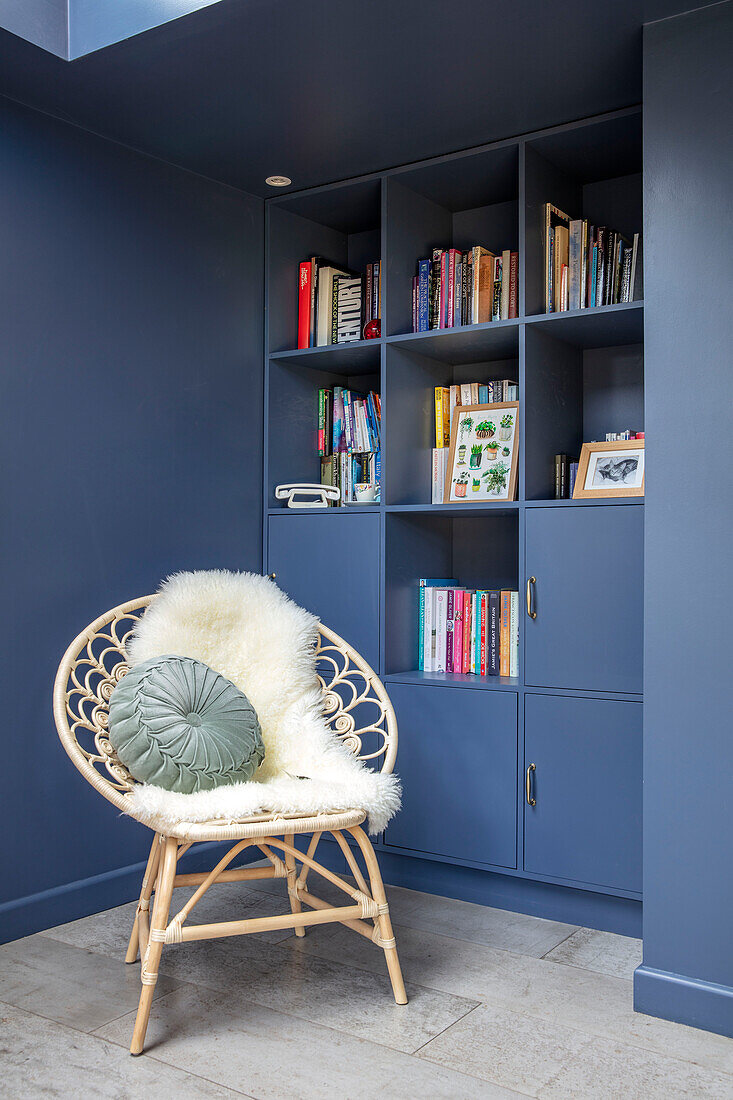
[108,655,265,793]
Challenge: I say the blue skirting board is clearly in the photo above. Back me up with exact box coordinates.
[634,966,733,1040]
[0,843,261,945]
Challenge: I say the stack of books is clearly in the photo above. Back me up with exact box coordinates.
[554,431,645,497]
[298,258,380,348]
[412,246,518,332]
[603,430,644,442]
[554,455,579,499]
[544,204,642,313]
[418,579,519,676]
[318,386,381,504]
[432,379,518,502]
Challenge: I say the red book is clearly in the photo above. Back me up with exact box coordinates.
[508,252,519,319]
[479,593,487,676]
[440,252,447,327]
[298,261,312,349]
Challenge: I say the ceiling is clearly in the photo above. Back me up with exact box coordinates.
[0,0,720,197]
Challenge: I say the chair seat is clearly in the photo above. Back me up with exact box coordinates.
[158,806,367,842]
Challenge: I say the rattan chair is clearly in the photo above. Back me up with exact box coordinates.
[53,595,407,1055]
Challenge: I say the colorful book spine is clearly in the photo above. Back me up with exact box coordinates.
[509,591,519,678]
[418,259,430,332]
[508,252,519,318]
[462,590,472,673]
[298,261,312,349]
[453,591,464,675]
[500,590,511,677]
[479,593,487,676]
[446,249,461,327]
[446,589,455,672]
[423,588,434,672]
[488,591,500,675]
[432,447,448,504]
[434,590,448,673]
[434,386,450,448]
[318,389,326,455]
[470,593,477,673]
[492,256,503,321]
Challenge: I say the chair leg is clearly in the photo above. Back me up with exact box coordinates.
[125,833,160,964]
[130,836,177,1056]
[349,826,408,1005]
[284,837,305,937]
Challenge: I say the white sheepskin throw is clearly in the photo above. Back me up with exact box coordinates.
[122,570,401,834]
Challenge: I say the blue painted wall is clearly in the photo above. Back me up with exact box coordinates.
[0,94,264,939]
[636,1,733,1036]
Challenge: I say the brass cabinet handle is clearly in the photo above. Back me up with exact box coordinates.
[526,576,537,619]
[268,573,277,580]
[526,763,536,806]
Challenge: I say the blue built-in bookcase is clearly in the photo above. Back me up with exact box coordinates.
[264,106,644,936]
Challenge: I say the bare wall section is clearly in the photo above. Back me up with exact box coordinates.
[0,95,263,938]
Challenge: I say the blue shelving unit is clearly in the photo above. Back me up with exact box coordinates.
[263,106,644,935]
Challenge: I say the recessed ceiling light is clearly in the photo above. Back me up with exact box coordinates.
[265,175,292,187]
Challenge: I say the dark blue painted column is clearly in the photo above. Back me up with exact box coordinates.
[636,1,733,1036]
[0,95,264,940]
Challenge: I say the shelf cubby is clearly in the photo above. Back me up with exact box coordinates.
[384,510,518,678]
[524,323,643,500]
[267,178,381,353]
[267,356,380,508]
[384,339,519,507]
[524,108,642,317]
[385,142,519,337]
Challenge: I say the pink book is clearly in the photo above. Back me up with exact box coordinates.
[462,591,472,673]
[453,590,464,675]
[446,589,455,673]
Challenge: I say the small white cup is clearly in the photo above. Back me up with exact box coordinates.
[354,482,377,503]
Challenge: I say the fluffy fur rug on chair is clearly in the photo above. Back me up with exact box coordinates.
[123,570,401,834]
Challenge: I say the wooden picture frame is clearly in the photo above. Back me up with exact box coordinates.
[573,439,645,498]
[443,402,519,503]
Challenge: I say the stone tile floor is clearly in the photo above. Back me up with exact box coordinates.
[2,874,732,1099]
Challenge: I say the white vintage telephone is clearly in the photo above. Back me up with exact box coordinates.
[274,483,340,509]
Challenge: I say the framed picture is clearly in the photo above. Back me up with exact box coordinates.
[444,402,519,502]
[573,439,645,498]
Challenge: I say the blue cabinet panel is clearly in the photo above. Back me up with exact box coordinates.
[385,683,517,869]
[524,693,642,893]
[268,512,380,669]
[525,505,643,693]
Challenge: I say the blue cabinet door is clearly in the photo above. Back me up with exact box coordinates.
[267,512,380,669]
[524,693,642,893]
[525,504,643,693]
[385,683,518,868]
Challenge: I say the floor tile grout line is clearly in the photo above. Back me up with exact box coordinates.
[0,992,258,1099]
[416,995,733,1081]
[409,1001,483,1055]
[93,982,490,1068]
[539,928,578,959]
[408,1003,539,1099]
